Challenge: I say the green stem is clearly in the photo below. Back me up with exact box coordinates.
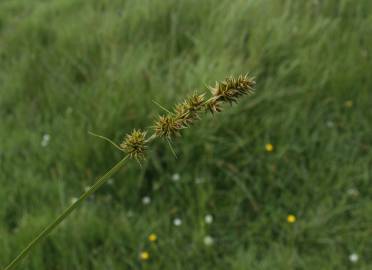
[4,155,129,270]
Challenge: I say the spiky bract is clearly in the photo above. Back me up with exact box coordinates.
[120,129,147,160]
[153,115,183,139]
[206,74,255,113]
[174,93,205,127]
[153,75,255,138]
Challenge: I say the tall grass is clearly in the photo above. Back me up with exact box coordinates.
[4,75,255,270]
[1,0,371,269]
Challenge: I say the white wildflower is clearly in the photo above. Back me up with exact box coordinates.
[41,134,50,147]
[349,253,359,263]
[203,235,214,246]
[107,178,114,185]
[195,177,204,184]
[172,173,180,182]
[173,218,182,226]
[142,196,151,205]
[205,214,213,224]
[326,120,335,128]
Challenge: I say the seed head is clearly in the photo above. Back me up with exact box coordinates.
[173,93,205,128]
[173,103,191,127]
[120,129,147,160]
[205,98,223,114]
[154,75,255,136]
[153,115,183,139]
[210,74,255,104]
[185,93,205,111]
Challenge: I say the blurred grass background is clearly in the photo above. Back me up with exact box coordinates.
[0,0,371,269]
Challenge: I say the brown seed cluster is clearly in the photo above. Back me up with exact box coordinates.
[206,74,255,114]
[154,92,206,139]
[153,115,183,138]
[120,129,147,160]
[123,74,255,160]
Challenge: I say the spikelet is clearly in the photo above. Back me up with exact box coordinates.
[174,93,205,127]
[211,74,255,102]
[153,75,255,139]
[110,75,255,155]
[185,92,205,111]
[205,97,223,114]
[153,115,183,139]
[206,74,255,113]
[120,129,147,160]
[173,103,192,127]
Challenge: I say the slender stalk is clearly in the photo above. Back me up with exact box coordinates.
[4,155,129,270]
[4,74,255,270]
[88,131,124,152]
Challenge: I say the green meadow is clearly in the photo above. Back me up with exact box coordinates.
[0,0,371,269]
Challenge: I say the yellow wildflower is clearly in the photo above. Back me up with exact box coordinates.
[140,251,150,261]
[344,100,353,108]
[265,143,274,152]
[287,214,296,223]
[148,233,157,242]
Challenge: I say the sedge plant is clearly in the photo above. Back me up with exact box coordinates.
[3,74,255,270]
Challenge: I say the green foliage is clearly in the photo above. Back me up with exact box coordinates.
[1,0,371,269]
